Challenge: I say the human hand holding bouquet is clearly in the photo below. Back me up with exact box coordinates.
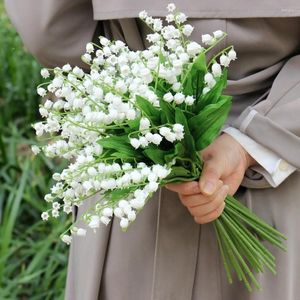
[167,133,256,224]
[33,3,286,291]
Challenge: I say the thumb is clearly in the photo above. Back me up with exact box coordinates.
[199,154,225,196]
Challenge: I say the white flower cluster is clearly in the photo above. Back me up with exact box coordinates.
[34,3,236,244]
[163,92,195,105]
[201,30,224,46]
[87,164,171,230]
[40,151,171,238]
[202,48,237,94]
[130,118,184,149]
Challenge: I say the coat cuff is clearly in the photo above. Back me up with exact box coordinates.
[224,127,296,187]
[233,107,300,169]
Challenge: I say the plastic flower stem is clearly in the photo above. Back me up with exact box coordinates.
[224,211,278,269]
[223,211,277,274]
[249,227,286,251]
[63,78,104,109]
[216,219,261,291]
[225,204,283,249]
[220,215,259,265]
[227,231,263,274]
[225,205,285,244]
[226,195,287,240]
[215,221,244,282]
[221,213,265,273]
[204,33,228,54]
[225,203,283,242]
[221,206,275,261]
[154,40,163,91]
[213,222,233,284]
[207,45,233,68]
[224,204,286,250]
[65,117,106,134]
[223,222,263,273]
[215,221,238,282]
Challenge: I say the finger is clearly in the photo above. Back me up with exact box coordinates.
[194,201,226,224]
[199,155,226,196]
[180,180,223,207]
[222,174,243,196]
[188,185,228,217]
[180,193,210,207]
[165,181,200,195]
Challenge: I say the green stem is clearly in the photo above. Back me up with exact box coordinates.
[213,222,233,284]
[226,195,287,240]
[215,221,244,282]
[225,201,287,250]
[216,219,261,291]
[223,211,277,274]
[207,45,233,69]
[221,213,265,273]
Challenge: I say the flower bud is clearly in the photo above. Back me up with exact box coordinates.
[220,54,231,67]
[120,218,129,229]
[212,63,222,77]
[163,92,174,103]
[213,30,224,39]
[61,234,72,245]
[77,228,87,236]
[228,49,237,60]
[202,34,214,45]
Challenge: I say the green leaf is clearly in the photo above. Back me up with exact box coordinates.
[175,108,197,158]
[98,135,138,157]
[172,166,192,177]
[106,186,137,202]
[136,95,161,125]
[143,146,167,165]
[111,152,136,160]
[159,99,175,124]
[182,52,207,98]
[142,142,185,165]
[188,96,232,151]
[163,166,193,183]
[164,142,184,162]
[158,51,166,64]
[195,69,228,111]
[175,108,190,134]
[127,118,141,130]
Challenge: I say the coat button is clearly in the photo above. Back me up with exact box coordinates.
[278,160,290,172]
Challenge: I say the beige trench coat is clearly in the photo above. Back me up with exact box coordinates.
[5,1,300,299]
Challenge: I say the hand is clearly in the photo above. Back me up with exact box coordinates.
[166,133,256,224]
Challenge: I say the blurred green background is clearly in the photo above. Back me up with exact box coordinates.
[0,2,69,299]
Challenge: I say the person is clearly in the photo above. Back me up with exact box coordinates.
[5,1,300,299]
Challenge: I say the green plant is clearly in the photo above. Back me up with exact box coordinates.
[0,12,41,127]
[0,4,69,299]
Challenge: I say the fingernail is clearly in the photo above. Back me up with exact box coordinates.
[221,185,229,195]
[203,181,215,195]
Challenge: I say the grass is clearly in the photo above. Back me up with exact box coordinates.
[0,5,69,299]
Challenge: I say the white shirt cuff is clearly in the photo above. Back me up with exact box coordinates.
[223,127,296,187]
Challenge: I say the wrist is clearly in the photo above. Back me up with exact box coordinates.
[245,152,257,169]
[222,133,257,170]
[234,138,257,170]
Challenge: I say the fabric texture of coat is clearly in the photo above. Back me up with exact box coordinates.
[5,1,300,299]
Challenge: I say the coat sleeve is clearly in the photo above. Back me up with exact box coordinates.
[223,127,296,187]
[232,55,300,188]
[4,0,98,68]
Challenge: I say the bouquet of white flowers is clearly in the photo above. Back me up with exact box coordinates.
[33,3,286,291]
